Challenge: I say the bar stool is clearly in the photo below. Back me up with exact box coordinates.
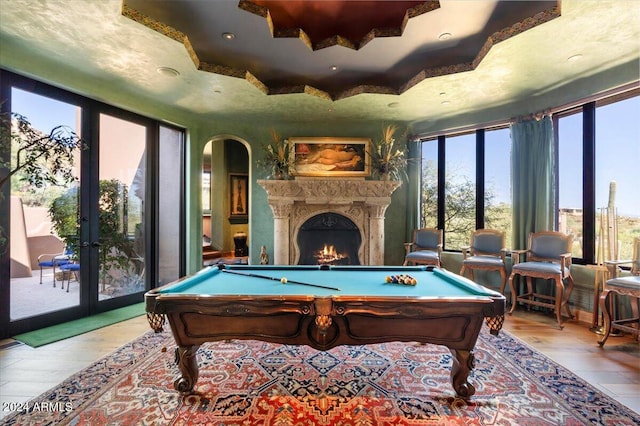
[598,275,640,347]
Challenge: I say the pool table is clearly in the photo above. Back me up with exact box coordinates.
[145,264,505,398]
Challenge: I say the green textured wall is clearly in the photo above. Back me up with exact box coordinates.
[2,46,634,278]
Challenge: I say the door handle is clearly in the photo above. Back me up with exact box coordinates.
[91,241,102,248]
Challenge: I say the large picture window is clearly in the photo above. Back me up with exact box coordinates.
[594,95,640,262]
[420,88,638,264]
[421,129,511,251]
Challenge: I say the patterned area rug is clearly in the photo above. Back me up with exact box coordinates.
[3,327,638,425]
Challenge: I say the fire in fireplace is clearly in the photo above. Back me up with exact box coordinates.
[315,244,348,265]
[297,213,361,265]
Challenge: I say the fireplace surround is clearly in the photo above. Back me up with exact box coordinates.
[258,179,401,265]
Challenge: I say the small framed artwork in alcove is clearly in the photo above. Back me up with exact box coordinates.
[228,173,248,222]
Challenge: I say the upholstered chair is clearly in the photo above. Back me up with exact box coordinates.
[38,249,71,287]
[460,229,508,294]
[403,228,443,268]
[598,275,640,346]
[508,231,575,329]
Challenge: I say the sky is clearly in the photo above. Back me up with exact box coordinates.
[12,88,79,133]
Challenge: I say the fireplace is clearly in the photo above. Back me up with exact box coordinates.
[258,179,400,265]
[297,213,361,265]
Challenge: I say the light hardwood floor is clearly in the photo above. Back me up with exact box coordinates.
[0,310,638,421]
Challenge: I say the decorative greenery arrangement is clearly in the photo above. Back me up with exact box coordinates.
[256,128,292,179]
[0,112,83,251]
[370,124,407,181]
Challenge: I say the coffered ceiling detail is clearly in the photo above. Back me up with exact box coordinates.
[122,0,560,101]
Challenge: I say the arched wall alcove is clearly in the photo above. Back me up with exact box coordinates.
[201,135,251,261]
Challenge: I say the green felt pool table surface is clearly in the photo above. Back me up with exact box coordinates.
[158,265,500,299]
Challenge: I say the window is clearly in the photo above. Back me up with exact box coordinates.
[420,140,438,228]
[555,91,639,264]
[420,129,511,250]
[595,95,640,262]
[484,127,513,244]
[444,133,476,250]
[557,111,584,258]
[421,89,637,263]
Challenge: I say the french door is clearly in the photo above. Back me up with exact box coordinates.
[0,70,184,337]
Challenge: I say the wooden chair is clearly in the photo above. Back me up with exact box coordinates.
[508,231,575,329]
[460,229,508,294]
[403,228,442,267]
[599,237,640,346]
[598,275,640,346]
[631,237,640,276]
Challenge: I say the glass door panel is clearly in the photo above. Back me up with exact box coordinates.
[9,88,81,319]
[158,125,183,285]
[97,114,146,298]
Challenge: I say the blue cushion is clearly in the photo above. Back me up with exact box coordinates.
[414,231,439,249]
[530,234,567,258]
[60,263,80,272]
[606,275,640,290]
[39,259,70,268]
[406,251,439,261]
[513,261,568,275]
[473,235,502,254]
[463,255,504,267]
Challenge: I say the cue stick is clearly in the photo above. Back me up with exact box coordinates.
[219,267,341,291]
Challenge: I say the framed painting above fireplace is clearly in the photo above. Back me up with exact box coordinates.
[289,137,371,177]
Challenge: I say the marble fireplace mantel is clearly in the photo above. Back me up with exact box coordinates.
[257,179,401,265]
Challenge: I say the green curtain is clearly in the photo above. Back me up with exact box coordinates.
[405,139,421,242]
[510,116,555,250]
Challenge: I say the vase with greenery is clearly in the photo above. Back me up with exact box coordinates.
[370,124,407,181]
[256,128,292,179]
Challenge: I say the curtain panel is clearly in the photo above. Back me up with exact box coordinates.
[510,116,556,250]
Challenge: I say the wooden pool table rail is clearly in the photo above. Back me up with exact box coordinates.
[146,289,505,398]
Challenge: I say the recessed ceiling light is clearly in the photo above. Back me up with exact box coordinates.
[156,67,180,77]
[222,32,235,40]
[441,100,451,106]
[438,32,452,41]
[567,54,583,62]
[388,102,400,108]
[439,92,447,96]
[330,65,338,71]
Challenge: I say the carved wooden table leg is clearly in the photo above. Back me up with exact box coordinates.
[449,349,476,398]
[174,345,201,394]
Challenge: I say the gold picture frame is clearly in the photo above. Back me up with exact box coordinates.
[228,173,248,222]
[289,137,371,177]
